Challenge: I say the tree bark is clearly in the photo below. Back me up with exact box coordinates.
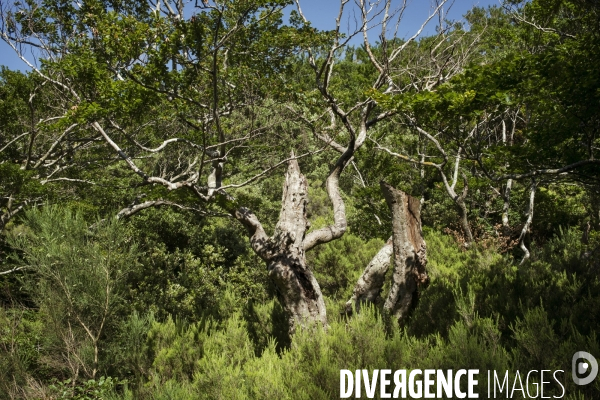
[267,157,327,333]
[456,197,474,246]
[380,182,429,323]
[344,236,393,314]
[220,157,328,333]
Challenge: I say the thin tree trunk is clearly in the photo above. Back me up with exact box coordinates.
[92,341,98,379]
[344,236,393,314]
[453,173,474,246]
[502,114,515,230]
[439,156,474,246]
[380,182,429,323]
[518,179,537,264]
[456,197,474,245]
[502,178,513,229]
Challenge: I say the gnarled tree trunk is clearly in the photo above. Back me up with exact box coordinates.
[226,157,328,334]
[381,182,429,323]
[224,122,363,333]
[345,183,428,323]
[267,157,327,332]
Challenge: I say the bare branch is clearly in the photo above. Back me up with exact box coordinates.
[0,266,29,276]
[109,120,220,158]
[303,121,367,251]
[0,29,81,102]
[116,199,213,219]
[91,122,149,181]
[511,10,576,39]
[219,148,326,191]
[373,139,442,169]
[40,178,97,185]
[388,0,448,63]
[32,123,78,169]
[92,122,201,190]
[0,131,30,153]
[479,159,600,181]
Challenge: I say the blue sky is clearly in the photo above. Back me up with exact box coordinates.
[0,0,501,71]
[294,0,500,39]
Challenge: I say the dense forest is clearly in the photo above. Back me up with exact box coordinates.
[1,0,599,398]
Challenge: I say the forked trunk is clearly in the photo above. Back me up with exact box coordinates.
[228,150,354,333]
[267,158,327,332]
[380,182,429,323]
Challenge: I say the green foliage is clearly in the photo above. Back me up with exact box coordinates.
[1,0,600,397]
[48,376,123,400]
[146,315,211,383]
[3,219,599,398]
[116,303,572,399]
[0,307,44,396]
[110,311,154,384]
[126,227,597,399]
[4,205,139,389]
[122,208,270,322]
[309,233,384,301]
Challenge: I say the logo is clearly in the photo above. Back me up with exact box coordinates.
[572,351,598,386]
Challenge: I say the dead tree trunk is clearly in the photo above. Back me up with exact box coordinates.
[344,236,393,314]
[220,118,362,333]
[380,182,429,323]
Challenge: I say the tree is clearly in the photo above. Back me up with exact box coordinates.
[1,0,469,332]
[0,68,88,235]
[0,1,599,397]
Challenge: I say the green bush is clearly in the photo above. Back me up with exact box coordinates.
[3,207,599,399]
[48,376,123,400]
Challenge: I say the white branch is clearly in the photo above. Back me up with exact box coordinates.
[0,266,29,275]
[0,131,30,153]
